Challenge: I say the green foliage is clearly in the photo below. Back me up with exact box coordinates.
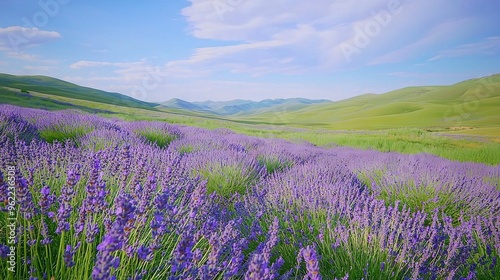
[197,165,258,197]
[262,208,410,279]
[432,143,500,165]
[257,155,293,174]
[376,183,460,221]
[473,237,500,279]
[321,228,410,279]
[0,87,72,110]
[40,126,91,144]
[136,130,176,148]
[178,145,194,155]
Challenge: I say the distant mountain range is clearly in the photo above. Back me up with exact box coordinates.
[160,98,331,116]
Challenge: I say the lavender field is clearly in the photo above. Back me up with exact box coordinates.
[0,104,499,280]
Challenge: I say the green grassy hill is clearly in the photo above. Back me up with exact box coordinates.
[0,73,159,110]
[238,74,500,133]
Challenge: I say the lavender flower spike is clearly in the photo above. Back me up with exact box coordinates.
[302,245,322,280]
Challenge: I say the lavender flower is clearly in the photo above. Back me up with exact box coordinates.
[302,245,321,280]
[137,245,152,261]
[64,243,80,267]
[56,169,80,233]
[245,253,272,280]
[170,230,195,274]
[16,176,35,219]
[39,185,56,214]
[0,244,10,258]
[93,193,136,279]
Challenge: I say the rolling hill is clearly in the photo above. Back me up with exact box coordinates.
[238,74,500,131]
[0,73,159,110]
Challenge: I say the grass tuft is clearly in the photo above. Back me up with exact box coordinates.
[137,130,177,148]
[257,155,293,174]
[197,164,259,198]
[40,125,91,144]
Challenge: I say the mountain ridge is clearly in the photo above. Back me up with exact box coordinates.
[160,97,332,116]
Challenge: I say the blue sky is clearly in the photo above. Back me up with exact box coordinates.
[0,0,499,102]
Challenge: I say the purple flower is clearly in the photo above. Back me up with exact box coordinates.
[96,224,124,252]
[16,176,35,220]
[93,193,136,279]
[244,253,272,280]
[85,222,100,243]
[380,262,386,271]
[225,238,248,278]
[83,157,108,213]
[171,231,195,274]
[39,185,56,214]
[302,245,321,280]
[262,217,279,263]
[93,223,123,279]
[137,245,152,261]
[115,193,136,223]
[64,244,77,267]
[0,170,12,213]
[92,255,120,280]
[0,244,10,258]
[56,169,80,233]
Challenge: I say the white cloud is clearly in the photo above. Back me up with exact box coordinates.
[178,0,390,73]
[0,26,61,58]
[173,0,488,75]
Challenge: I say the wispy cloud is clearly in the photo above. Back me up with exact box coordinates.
[0,26,61,59]
[428,36,500,61]
[368,17,477,65]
